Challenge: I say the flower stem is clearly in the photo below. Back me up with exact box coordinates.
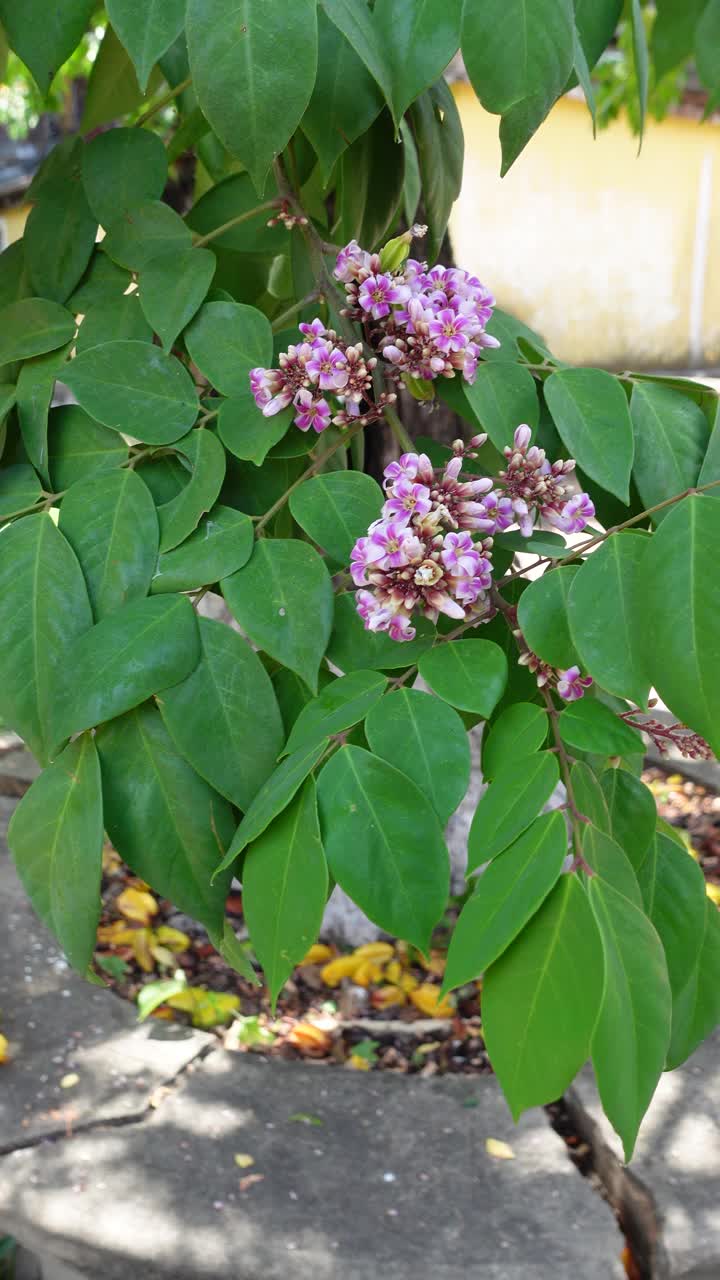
[192,201,280,249]
[383,403,415,453]
[134,75,193,128]
[271,291,320,333]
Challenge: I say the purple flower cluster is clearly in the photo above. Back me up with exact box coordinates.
[250,320,380,432]
[475,425,595,539]
[335,240,499,384]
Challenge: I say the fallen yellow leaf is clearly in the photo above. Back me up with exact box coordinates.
[60,1073,79,1090]
[370,984,406,1009]
[384,959,403,985]
[96,920,136,945]
[302,943,333,964]
[155,925,191,953]
[706,883,720,906]
[399,972,419,994]
[234,1153,255,1169]
[352,942,394,961]
[485,1138,514,1160]
[347,1053,371,1071]
[286,1022,332,1054]
[320,955,363,986]
[0,1034,9,1064]
[116,887,158,925]
[101,844,122,875]
[409,984,454,1018]
[352,958,385,987]
[132,927,156,973]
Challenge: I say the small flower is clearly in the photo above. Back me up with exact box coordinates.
[549,492,595,534]
[388,612,416,642]
[368,520,423,569]
[556,666,593,701]
[475,491,514,533]
[428,307,470,354]
[334,239,370,282]
[350,537,372,586]
[358,273,409,320]
[306,342,349,391]
[440,531,480,576]
[382,478,432,524]
[299,318,327,343]
[293,389,331,433]
[383,453,419,488]
[356,589,392,632]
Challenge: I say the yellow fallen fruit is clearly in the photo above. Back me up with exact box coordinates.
[320,955,363,986]
[302,943,333,965]
[706,882,720,905]
[371,985,406,1009]
[399,972,419,994]
[0,1034,9,1064]
[348,1053,372,1070]
[132,927,156,973]
[384,959,403,985]
[485,1138,514,1160]
[352,959,385,988]
[116,887,158,925]
[409,984,454,1018]
[352,942,394,961]
[96,920,136,945]
[154,926,191,953]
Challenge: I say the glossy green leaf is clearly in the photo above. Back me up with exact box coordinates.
[327,592,434,672]
[495,529,567,559]
[654,0,706,79]
[68,252,132,313]
[320,0,393,115]
[284,670,387,758]
[185,302,271,397]
[102,200,193,272]
[468,751,560,872]
[589,879,671,1160]
[185,173,287,254]
[444,811,567,993]
[0,299,75,365]
[666,899,720,1070]
[418,640,507,716]
[630,383,709,522]
[640,496,720,753]
[158,617,284,812]
[375,0,462,123]
[482,874,604,1118]
[187,0,318,193]
[464,363,539,452]
[365,688,470,825]
[216,740,327,871]
[0,465,42,521]
[82,24,159,131]
[567,532,649,706]
[0,514,92,762]
[559,698,643,758]
[289,471,383,563]
[48,405,128,491]
[243,779,327,1007]
[317,745,449,950]
[302,8,384,181]
[544,368,634,502]
[218,391,292,466]
[59,469,159,620]
[16,342,72,484]
[139,248,216,353]
[82,127,167,228]
[516,566,579,670]
[8,735,103,972]
[409,79,463,263]
[639,832,707,998]
[106,0,186,91]
[337,110,405,250]
[97,703,233,931]
[462,0,574,115]
[50,594,200,750]
[151,505,253,594]
[570,761,610,832]
[63,340,199,444]
[482,703,548,779]
[24,178,97,305]
[157,429,225,552]
[76,293,152,355]
[0,0,95,93]
[582,825,642,907]
[222,539,333,693]
[698,403,720,495]
[600,768,656,869]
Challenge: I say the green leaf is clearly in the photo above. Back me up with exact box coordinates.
[327,592,435,672]
[48,405,128,491]
[572,19,596,130]
[185,301,272,397]
[16,342,72,484]
[137,975,188,1022]
[589,879,671,1160]
[102,200,193,272]
[0,299,75,365]
[698,403,720,495]
[210,919,260,985]
[222,539,333,693]
[243,779,327,1007]
[139,248,216,354]
[654,0,706,79]
[317,745,449,950]
[185,173,287,254]
[8,735,103,973]
[158,617,284,812]
[516,566,579,670]
[582,825,642,907]
[467,751,560,872]
[401,119,421,225]
[0,464,42,521]
[570,761,610,832]
[375,0,462,123]
[495,529,567,559]
[289,471,383,564]
[50,594,200,751]
[82,127,168,229]
[463,363,539,452]
[76,292,152,356]
[639,496,720,753]
[630,383,709,522]
[63,340,199,445]
[97,703,234,931]
[82,23,158,131]
[58,469,159,621]
[320,0,393,117]
[151,504,253,594]
[157,429,226,552]
[695,0,720,94]
[461,0,574,114]
[284,670,387,758]
[0,0,95,94]
[566,532,649,707]
[600,768,656,869]
[216,740,327,871]
[106,0,186,91]
[418,640,507,716]
[68,252,132,314]
[24,178,97,305]
[482,703,548,779]
[666,899,720,1070]
[409,79,463,263]
[187,0,318,193]
[544,368,634,503]
[639,832,707,998]
[0,514,92,762]
[482,874,604,1118]
[443,811,567,993]
[336,110,405,250]
[629,0,649,143]
[559,698,643,758]
[218,391,292,466]
[302,8,384,181]
[365,687,470,825]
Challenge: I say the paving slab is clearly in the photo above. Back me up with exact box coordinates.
[0,797,214,1150]
[568,1031,720,1278]
[0,1051,625,1280]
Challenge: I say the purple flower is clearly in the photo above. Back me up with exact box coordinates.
[556,666,593,701]
[383,453,419,487]
[428,308,470,354]
[453,573,490,605]
[440,531,480,576]
[475,491,514,533]
[306,342,349,391]
[293,389,331,434]
[249,367,276,410]
[368,520,423,569]
[350,537,372,586]
[358,273,409,320]
[299,318,327,343]
[388,612,416,643]
[549,492,595,534]
[334,239,370,282]
[382,478,432,524]
[356,589,391,633]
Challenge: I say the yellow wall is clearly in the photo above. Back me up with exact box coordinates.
[450,87,720,369]
[0,202,30,249]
